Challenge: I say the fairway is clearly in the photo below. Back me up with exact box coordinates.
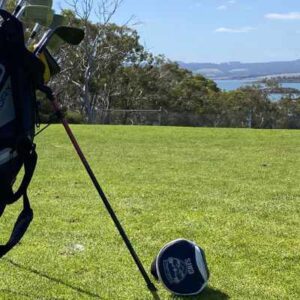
[0,125,299,300]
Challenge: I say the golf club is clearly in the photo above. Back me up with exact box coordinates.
[11,3,159,297]
[50,13,66,28]
[19,5,54,51]
[13,0,51,16]
[13,0,26,15]
[46,14,68,50]
[27,4,59,46]
[38,85,159,300]
[25,0,54,38]
[34,26,84,55]
[0,0,7,9]
[16,5,54,26]
[27,0,52,6]
[27,23,42,45]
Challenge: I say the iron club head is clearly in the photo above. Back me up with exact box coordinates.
[18,5,54,27]
[34,26,84,55]
[27,0,53,7]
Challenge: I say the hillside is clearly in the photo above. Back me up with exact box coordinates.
[179,60,300,79]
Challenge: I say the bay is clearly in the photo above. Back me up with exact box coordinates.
[215,79,300,101]
[215,79,256,91]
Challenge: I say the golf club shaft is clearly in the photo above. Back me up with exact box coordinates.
[27,23,40,46]
[15,5,25,18]
[50,98,159,298]
[0,0,7,9]
[13,0,26,15]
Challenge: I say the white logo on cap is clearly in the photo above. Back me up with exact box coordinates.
[163,257,195,284]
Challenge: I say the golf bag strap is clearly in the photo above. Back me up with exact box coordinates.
[0,193,33,258]
[0,146,36,258]
[9,144,38,204]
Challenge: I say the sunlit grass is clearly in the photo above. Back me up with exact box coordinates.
[0,125,299,299]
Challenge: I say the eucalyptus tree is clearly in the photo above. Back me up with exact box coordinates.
[55,0,144,123]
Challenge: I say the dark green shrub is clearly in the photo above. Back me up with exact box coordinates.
[65,111,84,124]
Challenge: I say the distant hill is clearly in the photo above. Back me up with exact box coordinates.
[178,60,300,80]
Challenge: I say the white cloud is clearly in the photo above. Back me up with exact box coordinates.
[190,1,202,9]
[265,12,300,20]
[215,26,255,33]
[217,0,236,11]
[217,5,227,10]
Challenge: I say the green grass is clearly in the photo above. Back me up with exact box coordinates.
[0,126,299,300]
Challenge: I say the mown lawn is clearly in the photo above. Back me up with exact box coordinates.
[0,125,299,300]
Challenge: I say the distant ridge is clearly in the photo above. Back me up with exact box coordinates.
[178,60,300,80]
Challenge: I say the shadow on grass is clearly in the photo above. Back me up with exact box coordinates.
[172,287,229,300]
[4,258,103,299]
[0,288,64,300]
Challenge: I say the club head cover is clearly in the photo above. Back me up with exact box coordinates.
[151,239,209,296]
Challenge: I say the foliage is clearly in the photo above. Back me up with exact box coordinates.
[276,97,300,129]
[4,0,297,128]
[65,111,84,124]
[44,9,298,128]
[45,1,223,125]
[50,17,150,122]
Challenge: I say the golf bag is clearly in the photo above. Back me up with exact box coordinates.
[0,9,44,258]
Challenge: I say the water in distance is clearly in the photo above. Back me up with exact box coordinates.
[215,79,300,101]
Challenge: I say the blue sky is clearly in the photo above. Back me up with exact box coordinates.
[54,0,300,63]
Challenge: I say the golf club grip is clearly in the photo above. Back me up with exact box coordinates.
[50,99,158,296]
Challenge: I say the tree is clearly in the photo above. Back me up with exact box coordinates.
[277,97,300,129]
[56,0,140,123]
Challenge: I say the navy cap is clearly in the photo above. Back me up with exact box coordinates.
[151,239,209,296]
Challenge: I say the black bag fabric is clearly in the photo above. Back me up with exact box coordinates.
[151,239,210,296]
[0,9,44,258]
